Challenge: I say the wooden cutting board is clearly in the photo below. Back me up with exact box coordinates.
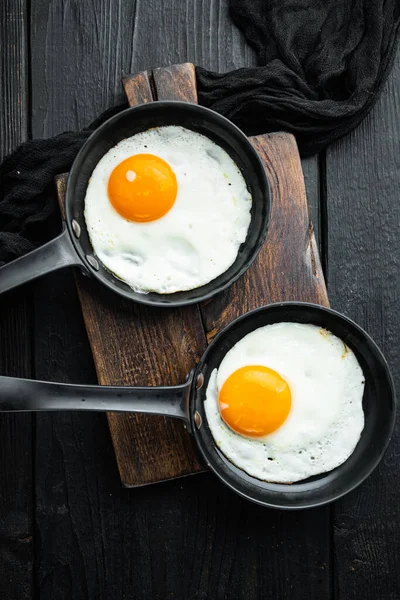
[56,63,329,488]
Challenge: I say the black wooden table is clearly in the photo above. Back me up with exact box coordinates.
[0,2,399,599]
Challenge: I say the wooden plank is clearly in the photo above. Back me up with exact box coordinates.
[153,63,198,102]
[30,3,126,595]
[0,2,33,599]
[302,156,321,254]
[325,47,400,600]
[121,71,153,106]
[32,266,103,598]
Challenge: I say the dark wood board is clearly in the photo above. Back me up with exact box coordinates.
[0,2,34,599]
[54,64,324,489]
[326,47,400,600]
[28,1,330,599]
[58,61,325,488]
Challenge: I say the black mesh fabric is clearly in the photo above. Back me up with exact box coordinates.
[0,106,122,265]
[1,0,399,265]
[197,0,400,155]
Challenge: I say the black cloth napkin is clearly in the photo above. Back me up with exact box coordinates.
[1,0,399,265]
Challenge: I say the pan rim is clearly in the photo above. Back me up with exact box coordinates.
[64,101,271,307]
[192,301,396,509]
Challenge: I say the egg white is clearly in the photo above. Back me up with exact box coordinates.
[84,126,252,294]
[204,322,365,483]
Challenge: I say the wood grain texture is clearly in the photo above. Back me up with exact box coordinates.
[201,132,328,339]
[326,48,400,600]
[121,71,153,106]
[29,0,257,138]
[302,156,321,255]
[33,267,100,600]
[80,282,206,483]
[0,1,28,155]
[29,1,329,599]
[0,2,33,599]
[153,63,198,102]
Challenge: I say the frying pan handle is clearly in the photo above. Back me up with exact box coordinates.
[0,371,194,423]
[0,225,85,295]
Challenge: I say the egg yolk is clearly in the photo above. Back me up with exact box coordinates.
[108,154,177,222]
[218,366,292,437]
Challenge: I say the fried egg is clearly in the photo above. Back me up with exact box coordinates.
[204,322,365,483]
[84,126,252,294]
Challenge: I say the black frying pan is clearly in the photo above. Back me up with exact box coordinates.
[0,302,395,509]
[0,101,270,307]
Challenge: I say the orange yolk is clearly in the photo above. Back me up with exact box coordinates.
[218,365,292,437]
[108,154,177,222]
